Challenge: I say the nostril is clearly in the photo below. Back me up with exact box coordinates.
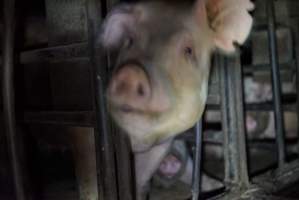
[137,83,145,97]
[109,64,151,107]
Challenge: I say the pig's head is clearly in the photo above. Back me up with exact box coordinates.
[101,0,254,152]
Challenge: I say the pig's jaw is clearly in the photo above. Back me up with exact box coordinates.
[108,76,209,153]
[145,80,208,145]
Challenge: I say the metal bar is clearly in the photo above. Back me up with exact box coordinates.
[243,61,295,74]
[103,0,134,199]
[219,55,249,187]
[86,0,118,199]
[206,103,297,112]
[2,0,26,199]
[22,111,95,127]
[114,129,134,200]
[192,120,203,200]
[20,42,88,63]
[245,103,296,112]
[0,42,87,63]
[266,0,286,167]
[293,19,299,155]
[89,1,134,200]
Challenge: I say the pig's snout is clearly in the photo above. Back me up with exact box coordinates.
[108,64,151,111]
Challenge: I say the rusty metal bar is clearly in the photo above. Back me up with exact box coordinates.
[192,120,203,200]
[2,0,26,199]
[266,0,286,167]
[219,55,249,187]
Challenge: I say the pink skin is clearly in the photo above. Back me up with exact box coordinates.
[108,64,152,113]
[158,154,182,178]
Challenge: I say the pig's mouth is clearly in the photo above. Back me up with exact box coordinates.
[118,104,138,113]
[110,103,162,117]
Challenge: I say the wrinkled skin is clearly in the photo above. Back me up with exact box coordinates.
[101,0,254,199]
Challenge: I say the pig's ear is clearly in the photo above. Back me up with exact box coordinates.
[201,0,254,53]
[100,5,137,49]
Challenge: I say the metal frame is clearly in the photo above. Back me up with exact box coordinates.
[219,55,249,187]
[1,0,299,199]
[2,0,26,199]
[266,0,286,167]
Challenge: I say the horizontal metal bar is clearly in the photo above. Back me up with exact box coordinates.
[22,111,95,127]
[243,61,296,74]
[0,42,89,64]
[245,103,296,111]
[21,42,88,63]
[206,103,297,111]
[179,132,298,148]
[253,23,289,32]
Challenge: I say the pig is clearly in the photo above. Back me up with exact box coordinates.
[101,0,254,199]
[150,139,223,200]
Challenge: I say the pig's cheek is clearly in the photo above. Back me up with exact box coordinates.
[148,89,172,113]
[147,77,173,113]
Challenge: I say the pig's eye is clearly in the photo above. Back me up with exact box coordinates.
[184,47,193,57]
[183,46,196,62]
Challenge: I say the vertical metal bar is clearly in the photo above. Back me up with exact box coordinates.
[106,0,135,199]
[86,0,118,199]
[219,55,249,187]
[266,0,286,167]
[114,130,134,200]
[192,120,203,200]
[90,30,119,200]
[2,0,26,199]
[295,28,299,156]
[292,21,299,155]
